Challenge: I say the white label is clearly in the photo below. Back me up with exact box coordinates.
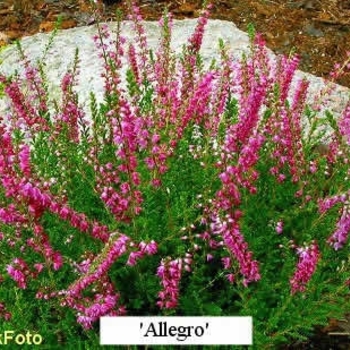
[100,316,252,345]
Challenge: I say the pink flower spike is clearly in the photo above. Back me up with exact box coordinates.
[157,258,182,309]
[34,263,44,273]
[206,254,214,262]
[276,221,283,234]
[7,264,27,289]
[290,242,320,294]
[328,205,350,250]
[226,274,235,284]
[145,240,158,255]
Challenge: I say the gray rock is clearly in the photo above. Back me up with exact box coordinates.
[0,19,348,136]
[0,20,250,117]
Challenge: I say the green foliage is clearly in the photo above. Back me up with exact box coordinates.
[0,3,350,350]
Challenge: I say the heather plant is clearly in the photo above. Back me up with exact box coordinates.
[0,1,350,348]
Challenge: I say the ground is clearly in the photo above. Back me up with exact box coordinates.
[0,0,350,88]
[0,0,350,348]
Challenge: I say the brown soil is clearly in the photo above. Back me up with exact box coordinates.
[0,0,350,348]
[0,0,350,88]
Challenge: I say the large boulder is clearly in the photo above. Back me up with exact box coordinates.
[0,19,348,123]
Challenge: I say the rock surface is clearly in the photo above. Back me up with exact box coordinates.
[0,19,349,125]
